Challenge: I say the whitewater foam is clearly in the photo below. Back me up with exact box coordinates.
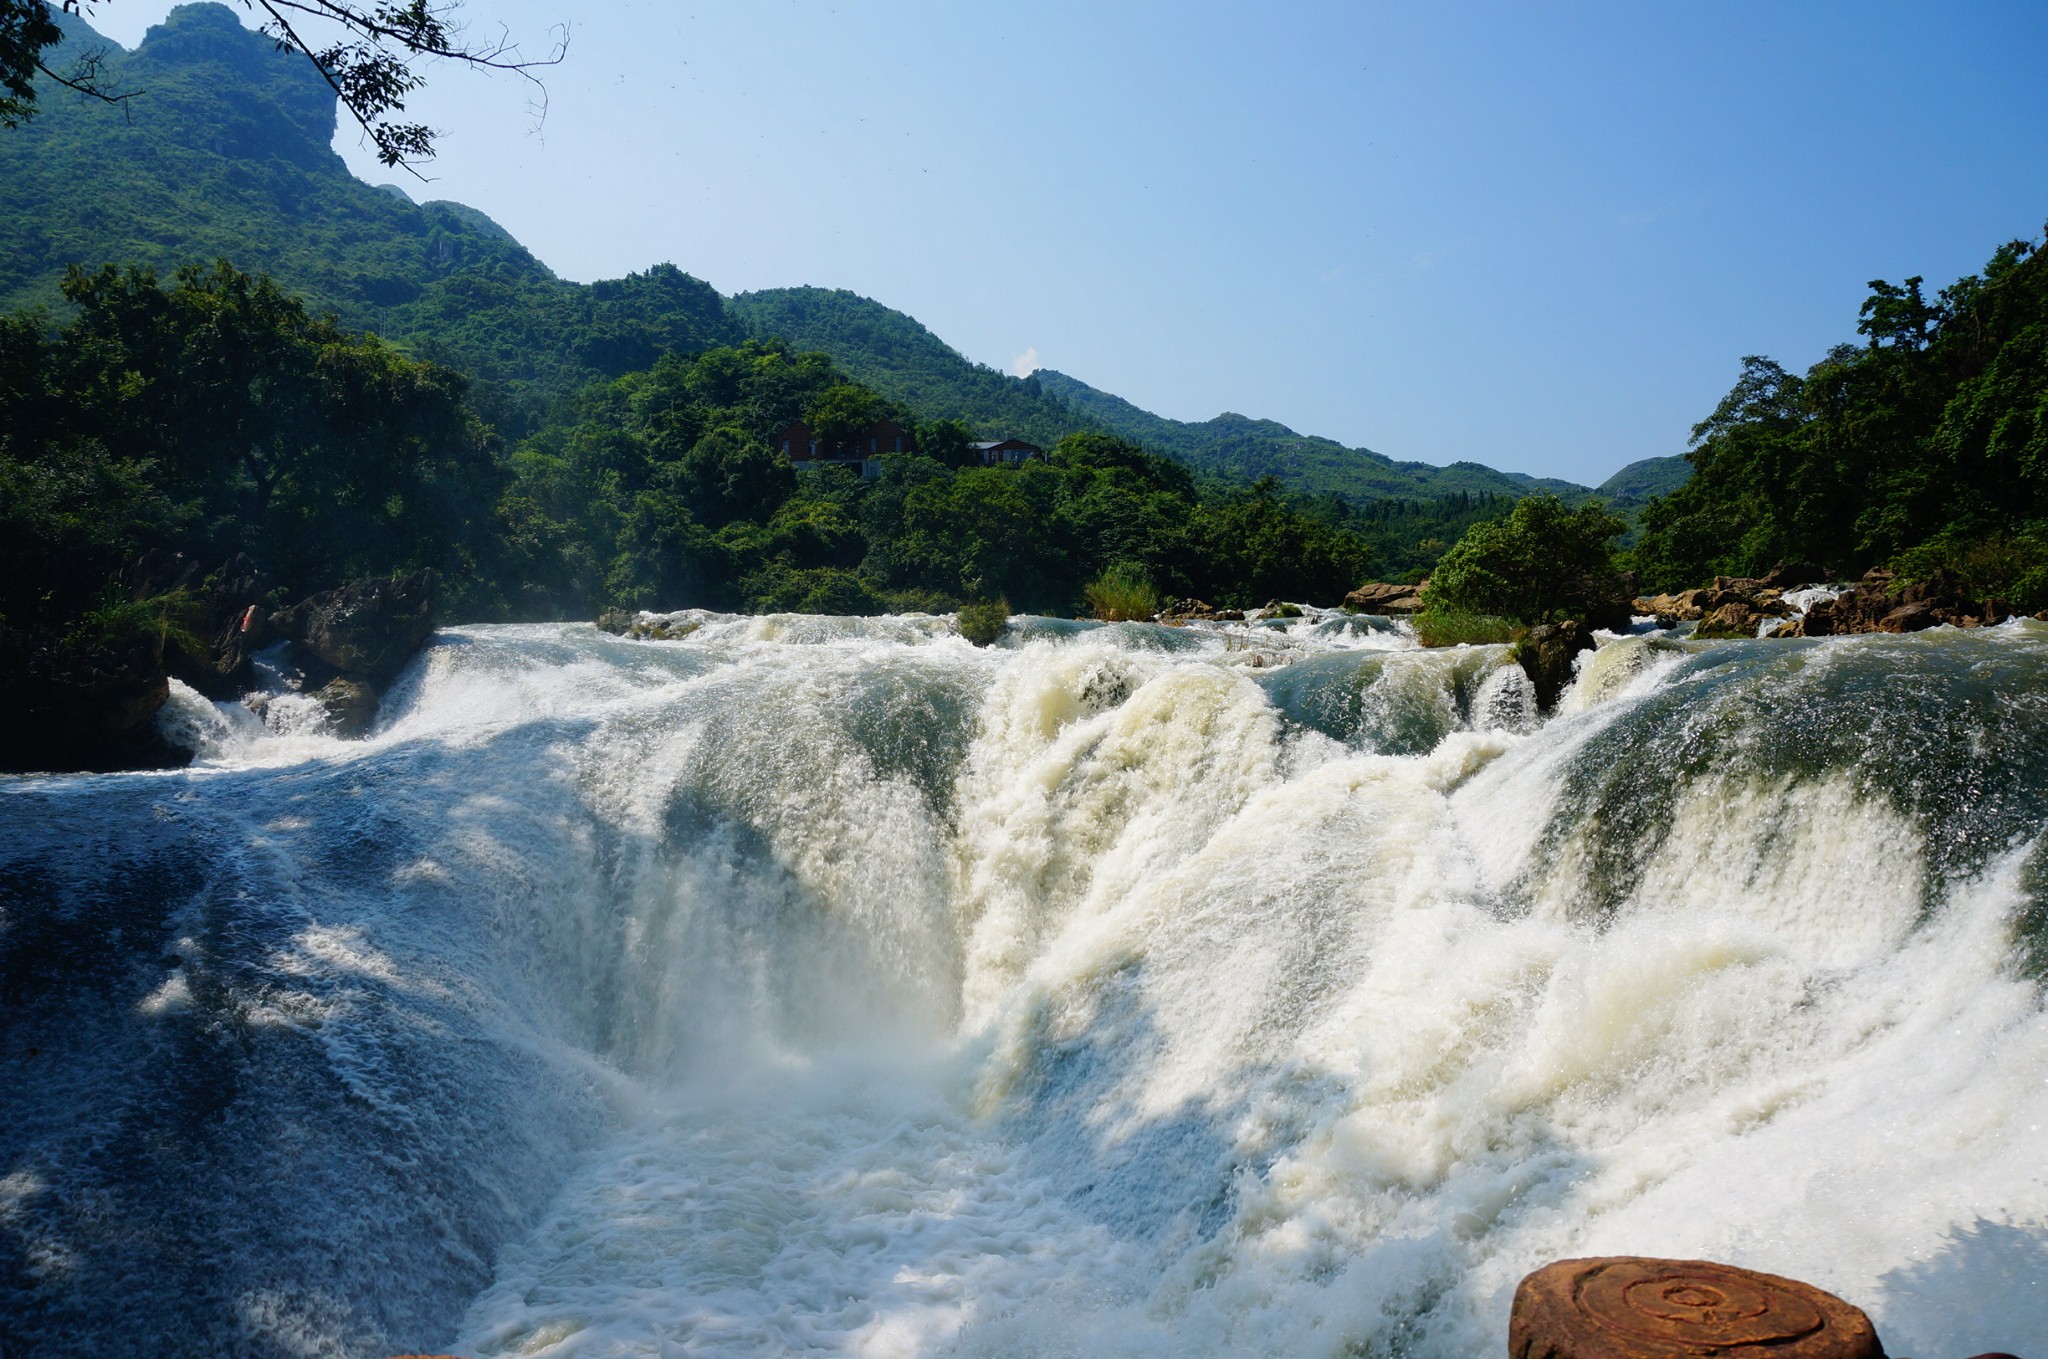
[3,618,2044,1358]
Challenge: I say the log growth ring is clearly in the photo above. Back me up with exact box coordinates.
[1510,1257,1883,1359]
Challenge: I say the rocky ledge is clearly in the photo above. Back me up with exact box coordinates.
[0,561,439,774]
[1638,561,2037,639]
[1342,581,1428,614]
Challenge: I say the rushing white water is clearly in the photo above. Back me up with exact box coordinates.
[3,614,2046,1358]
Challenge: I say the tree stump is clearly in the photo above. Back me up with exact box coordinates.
[1510,1257,1882,1359]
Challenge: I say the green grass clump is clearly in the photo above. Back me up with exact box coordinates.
[1411,606,1521,648]
[1083,564,1161,622]
[957,598,1011,646]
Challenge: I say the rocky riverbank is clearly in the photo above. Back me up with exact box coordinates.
[0,560,439,774]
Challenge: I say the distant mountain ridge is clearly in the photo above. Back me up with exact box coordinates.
[0,3,1684,504]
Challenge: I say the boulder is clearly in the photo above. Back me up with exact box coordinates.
[269,569,437,687]
[1343,581,1427,614]
[1634,590,1706,622]
[0,630,187,773]
[1878,601,1943,633]
[1693,601,1762,639]
[1515,620,1596,712]
[311,676,380,737]
[1756,559,1830,589]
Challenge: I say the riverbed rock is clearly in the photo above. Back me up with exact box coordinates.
[1693,601,1763,639]
[269,569,437,686]
[1343,581,1427,614]
[1878,601,1943,633]
[1510,1257,1882,1359]
[1756,559,1830,589]
[311,676,380,737]
[1515,620,1596,712]
[0,629,187,773]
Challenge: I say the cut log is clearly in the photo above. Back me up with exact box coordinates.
[1509,1257,1881,1359]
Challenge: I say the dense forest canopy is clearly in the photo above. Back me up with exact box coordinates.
[498,341,1373,618]
[0,261,498,634]
[1632,228,2048,607]
[0,263,1380,646]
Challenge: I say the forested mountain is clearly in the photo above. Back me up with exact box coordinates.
[1595,455,1692,509]
[728,289,1080,452]
[725,286,1601,504]
[0,4,737,435]
[0,3,1615,510]
[1033,368,1593,504]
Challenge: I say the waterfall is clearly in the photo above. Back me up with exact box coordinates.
[3,615,2045,1358]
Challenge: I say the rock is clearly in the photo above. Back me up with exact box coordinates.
[595,608,637,635]
[0,629,187,773]
[1510,1257,1882,1359]
[1515,620,1596,712]
[269,570,437,687]
[311,676,381,737]
[1693,601,1762,639]
[1634,591,1705,622]
[1756,559,1829,589]
[1343,581,1427,614]
[1878,601,1943,633]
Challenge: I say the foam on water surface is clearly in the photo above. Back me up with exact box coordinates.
[3,619,2046,1358]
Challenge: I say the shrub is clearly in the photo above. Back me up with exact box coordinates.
[1889,526,2048,612]
[62,590,205,659]
[1083,563,1161,621]
[957,597,1011,646]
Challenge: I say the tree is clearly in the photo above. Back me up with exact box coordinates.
[1425,492,1630,627]
[0,0,564,168]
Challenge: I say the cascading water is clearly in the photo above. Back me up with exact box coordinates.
[3,614,2045,1358]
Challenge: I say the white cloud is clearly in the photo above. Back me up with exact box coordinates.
[1010,346,1041,377]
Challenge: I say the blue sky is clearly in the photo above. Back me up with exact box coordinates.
[86,1,2048,485]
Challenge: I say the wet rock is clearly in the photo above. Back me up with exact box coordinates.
[1343,581,1427,614]
[1511,1257,1882,1359]
[595,608,637,635]
[269,570,437,686]
[1756,559,1830,589]
[0,630,187,773]
[1878,601,1943,633]
[311,676,380,737]
[1693,601,1762,639]
[1515,620,1595,712]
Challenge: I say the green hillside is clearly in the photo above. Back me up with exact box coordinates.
[0,3,736,432]
[2,3,1605,512]
[1596,454,1692,508]
[729,288,1079,451]
[729,287,1599,505]
[1037,368,1594,504]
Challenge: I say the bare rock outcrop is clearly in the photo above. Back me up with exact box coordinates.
[1775,567,2012,637]
[1343,581,1427,614]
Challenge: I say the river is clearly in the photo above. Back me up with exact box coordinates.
[3,613,2045,1357]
